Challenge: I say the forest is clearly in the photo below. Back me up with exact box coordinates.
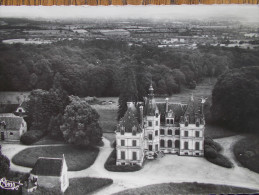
[0,39,259,98]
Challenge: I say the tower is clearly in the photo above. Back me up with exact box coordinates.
[144,84,160,158]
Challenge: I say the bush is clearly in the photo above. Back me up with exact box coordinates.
[233,136,259,173]
[204,137,222,152]
[206,154,233,168]
[204,145,217,159]
[105,149,142,172]
[20,130,45,145]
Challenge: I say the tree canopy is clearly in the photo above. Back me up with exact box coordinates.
[60,96,102,147]
[211,66,259,133]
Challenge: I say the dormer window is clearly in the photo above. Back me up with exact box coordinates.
[166,119,170,124]
[132,126,137,136]
[121,127,125,135]
[170,119,174,124]
[156,113,159,118]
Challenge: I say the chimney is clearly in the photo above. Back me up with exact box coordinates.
[139,106,144,128]
[165,98,169,112]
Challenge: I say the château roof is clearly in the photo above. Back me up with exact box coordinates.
[184,96,203,124]
[117,103,142,133]
[31,157,64,177]
[157,103,187,123]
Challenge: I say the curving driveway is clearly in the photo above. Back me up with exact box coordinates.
[2,135,259,195]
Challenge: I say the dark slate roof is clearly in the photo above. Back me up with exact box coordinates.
[184,96,202,124]
[0,104,19,113]
[117,103,142,133]
[0,116,23,130]
[31,157,63,177]
[157,102,187,123]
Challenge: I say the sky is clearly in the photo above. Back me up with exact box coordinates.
[0,5,259,23]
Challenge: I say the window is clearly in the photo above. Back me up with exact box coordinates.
[155,130,158,136]
[166,119,170,124]
[184,142,188,150]
[175,140,180,148]
[18,109,22,112]
[148,134,153,140]
[160,139,165,147]
[195,142,200,150]
[168,140,172,148]
[121,140,125,146]
[10,132,13,136]
[155,144,158,151]
[195,131,200,137]
[160,129,165,135]
[156,113,159,118]
[168,129,172,135]
[184,131,188,137]
[170,119,174,124]
[156,121,158,126]
[132,152,137,160]
[175,129,180,135]
[148,121,152,127]
[121,151,125,160]
[132,140,137,146]
[149,145,153,151]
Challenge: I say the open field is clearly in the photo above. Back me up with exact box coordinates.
[114,182,257,195]
[12,145,99,171]
[234,135,259,173]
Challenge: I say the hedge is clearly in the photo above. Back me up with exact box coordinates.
[204,137,222,152]
[20,130,45,145]
[105,149,142,172]
[204,137,233,168]
[206,154,233,168]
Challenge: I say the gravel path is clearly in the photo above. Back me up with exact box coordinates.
[2,135,259,195]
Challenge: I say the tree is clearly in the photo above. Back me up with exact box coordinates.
[118,65,138,120]
[60,97,102,147]
[48,114,63,139]
[211,66,259,133]
[27,88,69,132]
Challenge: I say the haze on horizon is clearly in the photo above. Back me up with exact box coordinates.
[0,5,259,24]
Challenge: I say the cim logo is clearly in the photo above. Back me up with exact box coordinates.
[0,178,23,190]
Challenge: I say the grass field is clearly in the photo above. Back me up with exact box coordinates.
[97,109,117,133]
[233,135,259,173]
[103,132,116,146]
[65,177,113,195]
[12,145,99,171]
[33,135,65,145]
[114,182,257,195]
[205,124,237,139]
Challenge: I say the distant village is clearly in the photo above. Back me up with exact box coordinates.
[0,19,259,49]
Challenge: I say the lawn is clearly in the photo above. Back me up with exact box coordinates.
[65,177,113,195]
[12,145,99,171]
[96,109,117,133]
[114,182,257,195]
[103,132,116,146]
[33,135,65,145]
[233,135,259,173]
[0,91,30,104]
[204,124,237,139]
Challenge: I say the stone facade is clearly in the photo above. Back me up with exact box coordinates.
[116,84,205,166]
